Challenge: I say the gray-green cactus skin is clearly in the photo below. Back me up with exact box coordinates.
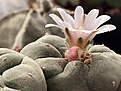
[20,41,62,60]
[0,10,51,49]
[2,57,47,91]
[0,75,5,88]
[88,45,115,53]
[0,11,27,48]
[21,10,51,48]
[47,61,89,91]
[0,2,66,49]
[36,34,69,57]
[0,48,47,91]
[87,45,121,91]
[1,39,121,91]
[0,87,20,91]
[0,0,67,49]
[35,58,67,79]
[35,45,121,91]
[0,48,25,75]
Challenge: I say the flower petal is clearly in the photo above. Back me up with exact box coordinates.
[63,22,72,28]
[92,15,111,29]
[65,28,79,47]
[49,14,65,29]
[69,28,98,41]
[49,13,62,21]
[74,6,84,28]
[67,14,75,28]
[84,9,99,30]
[45,24,60,28]
[67,28,93,40]
[65,28,98,49]
[57,8,75,27]
[57,8,70,22]
[46,6,116,50]
[96,24,116,34]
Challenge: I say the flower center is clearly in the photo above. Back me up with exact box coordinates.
[74,26,84,30]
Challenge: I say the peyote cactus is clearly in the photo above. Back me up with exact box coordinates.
[0,36,121,91]
[0,10,49,49]
[0,1,120,91]
[88,44,115,53]
[0,75,4,88]
[47,61,89,91]
[0,0,67,49]
[2,57,47,91]
[18,32,121,91]
[0,48,47,91]
[0,87,20,91]
[35,58,67,79]
[36,34,69,57]
[0,11,27,48]
[20,41,62,60]
[43,45,121,91]
[0,48,25,75]
[86,45,121,91]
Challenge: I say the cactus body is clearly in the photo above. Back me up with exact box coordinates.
[2,57,47,91]
[35,58,67,79]
[37,45,121,91]
[20,41,62,60]
[0,48,25,75]
[0,48,47,91]
[36,34,69,57]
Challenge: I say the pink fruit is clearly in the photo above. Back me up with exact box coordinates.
[66,46,92,65]
[67,46,82,62]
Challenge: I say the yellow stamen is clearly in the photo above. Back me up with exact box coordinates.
[74,28,79,30]
[79,26,84,30]
[74,26,84,30]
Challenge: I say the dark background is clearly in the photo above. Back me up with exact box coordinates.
[94,15,121,54]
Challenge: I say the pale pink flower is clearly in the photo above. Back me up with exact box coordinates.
[45,6,116,49]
